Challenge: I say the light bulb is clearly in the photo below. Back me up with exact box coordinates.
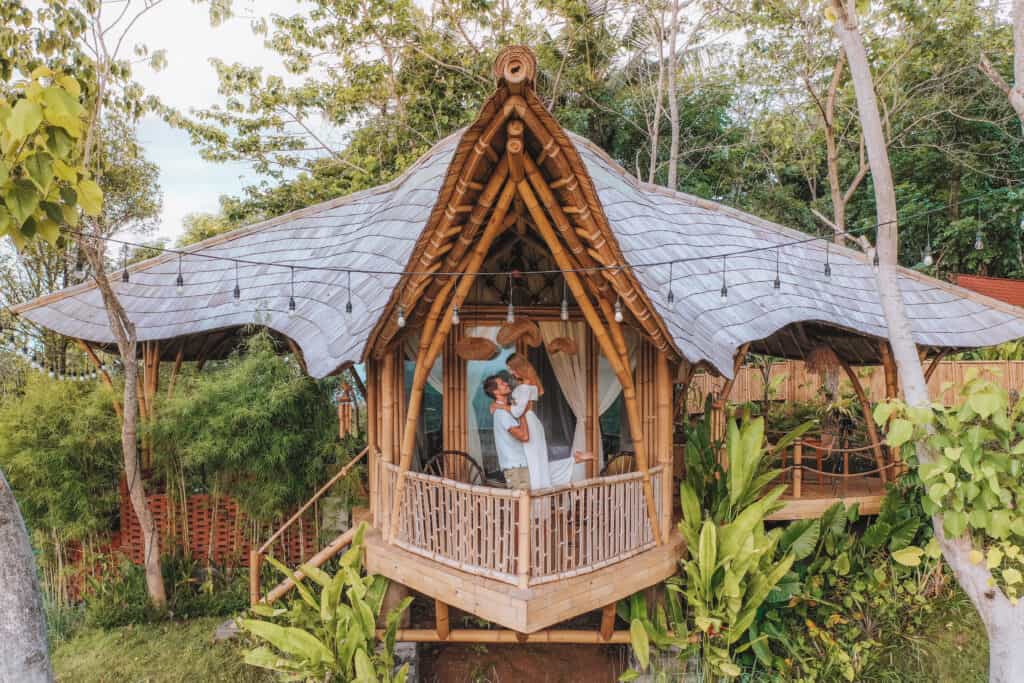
[614,298,624,323]
[397,305,406,328]
[74,255,85,279]
[233,284,241,305]
[720,284,728,302]
[667,289,674,304]
[773,275,781,290]
[175,274,185,296]
[345,300,353,315]
[122,270,130,283]
[288,296,297,316]
[48,369,55,379]
[923,248,933,267]
[872,252,880,274]
[824,262,832,277]
[975,231,984,251]
[560,298,569,321]
[506,302,515,324]
[452,306,460,325]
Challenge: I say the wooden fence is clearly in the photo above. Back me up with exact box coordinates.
[686,359,1024,412]
[378,460,663,587]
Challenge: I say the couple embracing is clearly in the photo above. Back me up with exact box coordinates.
[483,353,593,491]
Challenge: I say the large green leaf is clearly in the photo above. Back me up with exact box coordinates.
[24,153,53,192]
[779,519,819,560]
[8,99,42,140]
[76,178,102,216]
[238,618,334,665]
[886,418,914,448]
[629,618,650,670]
[4,180,40,226]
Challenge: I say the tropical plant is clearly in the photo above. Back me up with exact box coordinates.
[239,523,411,682]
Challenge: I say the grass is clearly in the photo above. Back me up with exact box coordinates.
[52,616,273,683]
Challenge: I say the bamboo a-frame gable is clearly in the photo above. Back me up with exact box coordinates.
[12,46,1024,378]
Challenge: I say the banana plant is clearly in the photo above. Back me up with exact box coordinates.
[238,522,412,682]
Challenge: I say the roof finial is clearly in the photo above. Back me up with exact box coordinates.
[493,46,536,88]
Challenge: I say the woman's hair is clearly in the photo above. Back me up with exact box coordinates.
[507,353,544,396]
[482,374,501,400]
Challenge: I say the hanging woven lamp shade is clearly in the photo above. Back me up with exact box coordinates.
[546,336,578,355]
[496,319,542,348]
[454,336,501,361]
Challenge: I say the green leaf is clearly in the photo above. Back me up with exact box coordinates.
[37,217,59,245]
[891,546,924,567]
[618,670,641,682]
[968,391,1003,419]
[4,180,40,225]
[943,510,968,539]
[861,521,892,549]
[834,552,851,576]
[629,619,650,670]
[24,154,54,193]
[887,418,914,448]
[779,519,819,560]
[238,618,334,665]
[76,178,102,216]
[873,401,898,426]
[8,99,43,140]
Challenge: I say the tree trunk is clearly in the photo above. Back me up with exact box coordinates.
[647,11,666,184]
[0,468,53,683]
[831,3,1024,679]
[82,242,167,608]
[979,0,1024,127]
[665,0,680,190]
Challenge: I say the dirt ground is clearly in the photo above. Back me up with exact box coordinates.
[419,643,630,683]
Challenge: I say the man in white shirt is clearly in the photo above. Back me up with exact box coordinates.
[483,374,530,489]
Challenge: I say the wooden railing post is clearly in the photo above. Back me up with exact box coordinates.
[517,489,531,589]
[793,440,803,499]
[249,550,263,607]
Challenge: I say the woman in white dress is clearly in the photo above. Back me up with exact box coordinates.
[506,354,550,490]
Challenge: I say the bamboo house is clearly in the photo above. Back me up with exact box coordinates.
[13,46,1024,641]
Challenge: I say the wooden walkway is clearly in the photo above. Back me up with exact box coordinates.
[766,478,884,520]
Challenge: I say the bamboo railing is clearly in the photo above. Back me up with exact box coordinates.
[250,447,369,605]
[772,439,901,500]
[378,460,663,587]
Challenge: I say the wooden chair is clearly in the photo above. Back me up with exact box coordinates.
[601,451,637,476]
[422,450,486,485]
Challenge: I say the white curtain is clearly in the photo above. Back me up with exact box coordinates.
[539,321,588,481]
[466,325,502,466]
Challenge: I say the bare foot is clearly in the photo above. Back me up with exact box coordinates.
[573,450,596,463]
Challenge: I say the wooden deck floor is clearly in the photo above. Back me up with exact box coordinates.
[363,526,685,633]
[766,478,886,520]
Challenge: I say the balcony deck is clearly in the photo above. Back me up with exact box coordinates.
[364,525,685,633]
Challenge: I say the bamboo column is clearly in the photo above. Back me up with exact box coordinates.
[388,179,517,541]
[381,352,396,465]
[655,351,673,540]
[838,357,887,483]
[442,326,468,453]
[586,327,600,477]
[366,357,380,526]
[879,341,901,473]
[518,178,662,545]
[517,489,531,589]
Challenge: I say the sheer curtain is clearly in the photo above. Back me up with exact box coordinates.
[539,321,588,481]
[597,329,638,466]
[465,325,503,467]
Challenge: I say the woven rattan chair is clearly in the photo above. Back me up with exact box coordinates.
[422,450,486,485]
[601,451,637,476]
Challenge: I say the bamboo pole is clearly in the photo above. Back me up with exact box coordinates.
[249,550,262,607]
[599,603,617,641]
[388,180,517,541]
[879,341,901,473]
[655,351,673,540]
[517,488,531,589]
[518,179,661,545]
[924,348,949,383]
[793,441,803,498]
[838,356,888,483]
[586,327,599,478]
[435,600,451,641]
[381,352,396,464]
[383,628,632,644]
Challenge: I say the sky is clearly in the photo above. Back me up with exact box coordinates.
[126,0,287,243]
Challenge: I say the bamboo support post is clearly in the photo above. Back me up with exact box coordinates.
[838,357,888,483]
[382,628,632,644]
[517,488,531,589]
[793,441,803,498]
[249,550,263,607]
[655,351,673,541]
[435,600,450,641]
[879,342,901,473]
[599,603,616,641]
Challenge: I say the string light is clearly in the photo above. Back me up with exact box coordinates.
[923,217,933,267]
[452,305,460,325]
[506,274,515,323]
[121,244,129,283]
[667,261,675,304]
[719,256,728,302]
[233,261,241,305]
[345,270,353,315]
[824,241,832,278]
[773,247,781,290]
[397,305,406,328]
[872,251,879,274]
[560,278,569,321]
[287,266,296,316]
[175,253,185,295]
[975,203,984,251]
[74,250,86,279]
[614,296,624,323]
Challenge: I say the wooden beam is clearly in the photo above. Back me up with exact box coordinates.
[599,604,616,641]
[585,326,599,478]
[924,348,949,383]
[347,366,367,400]
[879,341,898,399]
[656,350,674,541]
[435,600,450,641]
[384,628,632,644]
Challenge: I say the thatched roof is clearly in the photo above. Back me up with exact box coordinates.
[12,47,1024,378]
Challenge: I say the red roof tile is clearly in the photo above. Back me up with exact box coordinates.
[953,274,1024,307]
